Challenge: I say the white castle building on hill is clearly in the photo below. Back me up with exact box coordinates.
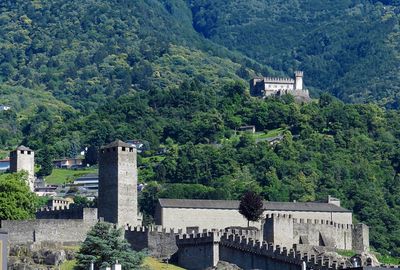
[250,71,310,101]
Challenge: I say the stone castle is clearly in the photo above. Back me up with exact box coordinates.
[0,140,388,270]
[250,71,311,102]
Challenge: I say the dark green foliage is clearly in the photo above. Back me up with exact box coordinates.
[73,195,96,208]
[0,0,263,149]
[3,74,400,255]
[0,0,400,258]
[76,222,145,270]
[127,84,399,256]
[187,0,400,105]
[239,191,264,227]
[138,182,161,224]
[0,172,39,220]
[37,147,55,177]
[84,146,98,166]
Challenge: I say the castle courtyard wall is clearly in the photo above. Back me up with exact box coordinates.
[157,207,352,231]
[125,227,178,258]
[219,245,301,270]
[159,207,254,231]
[293,220,353,250]
[1,219,96,245]
[267,210,352,225]
[176,233,220,270]
[352,224,370,252]
[264,214,294,248]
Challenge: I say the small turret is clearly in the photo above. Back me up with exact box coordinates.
[294,71,303,90]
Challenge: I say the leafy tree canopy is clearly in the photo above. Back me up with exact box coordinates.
[0,172,39,220]
[239,191,264,227]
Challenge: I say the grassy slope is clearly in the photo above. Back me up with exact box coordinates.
[143,257,185,270]
[377,254,400,265]
[153,45,256,89]
[0,84,75,123]
[60,260,77,270]
[59,257,185,270]
[0,150,8,159]
[45,168,98,185]
[221,127,285,144]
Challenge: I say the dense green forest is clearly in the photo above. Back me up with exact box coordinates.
[1,0,400,258]
[14,80,400,256]
[187,0,400,105]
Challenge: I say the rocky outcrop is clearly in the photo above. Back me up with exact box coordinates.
[8,243,75,270]
[206,261,242,270]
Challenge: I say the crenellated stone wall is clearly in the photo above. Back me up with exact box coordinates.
[124,225,265,261]
[35,206,97,221]
[125,226,180,259]
[292,217,353,250]
[0,219,96,245]
[352,224,369,252]
[263,214,369,252]
[264,214,294,248]
[176,232,221,270]
[175,231,368,270]
[249,71,310,101]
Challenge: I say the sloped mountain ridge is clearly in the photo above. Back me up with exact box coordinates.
[187,0,400,106]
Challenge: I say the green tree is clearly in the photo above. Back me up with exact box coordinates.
[38,147,55,177]
[139,182,161,225]
[84,145,99,166]
[238,191,264,227]
[76,222,145,270]
[0,172,38,220]
[73,195,96,208]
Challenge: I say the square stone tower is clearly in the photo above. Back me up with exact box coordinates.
[98,140,138,227]
[294,71,304,90]
[10,145,35,192]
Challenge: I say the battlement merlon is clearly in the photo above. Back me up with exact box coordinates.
[35,206,98,222]
[294,71,304,77]
[125,225,184,235]
[264,77,295,83]
[176,231,222,245]
[265,213,355,229]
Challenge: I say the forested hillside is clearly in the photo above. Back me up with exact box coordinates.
[0,0,267,148]
[1,0,400,258]
[17,80,400,256]
[187,0,400,105]
[0,0,261,108]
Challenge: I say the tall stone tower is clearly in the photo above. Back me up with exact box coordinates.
[98,140,138,227]
[10,145,35,192]
[294,71,304,90]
